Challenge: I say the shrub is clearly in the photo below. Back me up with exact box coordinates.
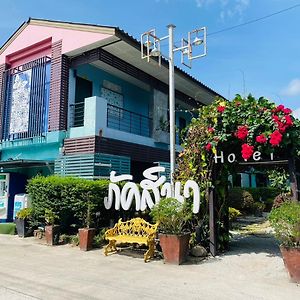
[150,198,192,235]
[44,209,58,225]
[16,208,32,220]
[228,188,255,213]
[229,207,241,222]
[93,228,107,248]
[252,202,266,216]
[269,201,300,247]
[71,234,79,246]
[273,193,292,209]
[244,187,279,202]
[26,176,110,232]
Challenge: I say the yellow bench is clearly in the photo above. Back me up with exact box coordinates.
[104,218,158,262]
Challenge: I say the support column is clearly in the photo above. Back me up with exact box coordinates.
[288,157,299,201]
[48,40,69,131]
[209,185,217,256]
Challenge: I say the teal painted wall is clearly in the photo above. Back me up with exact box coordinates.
[1,143,61,162]
[74,64,152,117]
[2,166,52,178]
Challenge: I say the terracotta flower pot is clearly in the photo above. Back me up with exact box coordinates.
[45,225,60,246]
[159,233,190,265]
[280,246,300,283]
[79,228,96,251]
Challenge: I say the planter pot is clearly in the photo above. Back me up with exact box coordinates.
[45,225,60,246]
[15,218,31,237]
[280,246,300,283]
[79,228,96,251]
[159,233,190,265]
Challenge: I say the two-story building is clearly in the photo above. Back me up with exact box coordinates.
[0,18,222,222]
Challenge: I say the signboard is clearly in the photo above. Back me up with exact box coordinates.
[104,166,201,213]
[0,198,8,220]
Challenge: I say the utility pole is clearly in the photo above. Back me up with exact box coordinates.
[141,25,207,191]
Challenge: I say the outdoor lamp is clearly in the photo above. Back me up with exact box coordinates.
[192,36,203,46]
[150,45,161,57]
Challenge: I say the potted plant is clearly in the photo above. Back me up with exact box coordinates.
[78,198,96,251]
[44,209,60,246]
[150,197,192,265]
[269,201,300,283]
[15,208,32,237]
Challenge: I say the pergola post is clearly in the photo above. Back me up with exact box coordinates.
[288,157,299,201]
[209,185,217,256]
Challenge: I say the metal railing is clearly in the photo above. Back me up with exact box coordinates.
[107,104,152,137]
[69,102,85,127]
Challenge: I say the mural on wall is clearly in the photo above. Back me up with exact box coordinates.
[9,70,32,135]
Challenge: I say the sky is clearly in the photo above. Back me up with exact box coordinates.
[0,0,300,114]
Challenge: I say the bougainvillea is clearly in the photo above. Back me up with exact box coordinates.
[236,126,248,140]
[256,134,267,144]
[175,94,300,251]
[177,95,300,172]
[241,143,254,160]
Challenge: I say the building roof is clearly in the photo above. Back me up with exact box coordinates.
[0,18,224,102]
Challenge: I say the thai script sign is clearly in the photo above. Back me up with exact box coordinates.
[104,166,200,213]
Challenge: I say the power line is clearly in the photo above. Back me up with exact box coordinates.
[160,2,300,47]
[208,3,300,36]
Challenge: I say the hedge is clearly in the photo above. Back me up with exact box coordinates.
[228,187,280,213]
[26,176,111,232]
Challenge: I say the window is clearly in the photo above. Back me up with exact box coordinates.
[101,86,124,118]
[2,57,51,140]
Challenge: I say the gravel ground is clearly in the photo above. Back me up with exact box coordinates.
[0,218,299,300]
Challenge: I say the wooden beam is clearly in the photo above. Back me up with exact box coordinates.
[209,186,217,256]
[288,157,299,201]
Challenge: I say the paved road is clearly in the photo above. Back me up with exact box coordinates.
[0,234,299,300]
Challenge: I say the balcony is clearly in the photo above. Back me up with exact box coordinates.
[106,104,152,137]
[69,96,155,147]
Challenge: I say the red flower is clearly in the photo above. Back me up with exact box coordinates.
[272,115,280,123]
[236,126,248,140]
[276,104,285,112]
[217,105,226,113]
[235,101,241,106]
[283,108,292,115]
[256,134,267,144]
[205,143,212,151]
[208,127,215,133]
[285,115,293,126]
[278,122,287,133]
[269,130,282,147]
[241,144,254,160]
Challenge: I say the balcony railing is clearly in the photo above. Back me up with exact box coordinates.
[107,104,152,137]
[69,102,85,127]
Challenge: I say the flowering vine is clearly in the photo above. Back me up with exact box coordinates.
[175,94,300,252]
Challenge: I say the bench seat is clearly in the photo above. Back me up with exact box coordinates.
[104,218,158,262]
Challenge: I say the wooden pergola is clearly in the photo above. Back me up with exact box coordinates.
[209,157,299,256]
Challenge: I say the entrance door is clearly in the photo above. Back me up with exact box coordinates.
[0,174,9,221]
[74,76,93,127]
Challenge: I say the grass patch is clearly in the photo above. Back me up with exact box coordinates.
[0,223,16,235]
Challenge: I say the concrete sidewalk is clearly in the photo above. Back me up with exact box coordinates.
[0,234,299,300]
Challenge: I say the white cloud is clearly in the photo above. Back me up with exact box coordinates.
[281,78,300,97]
[293,107,300,120]
[195,0,250,20]
[195,0,214,7]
